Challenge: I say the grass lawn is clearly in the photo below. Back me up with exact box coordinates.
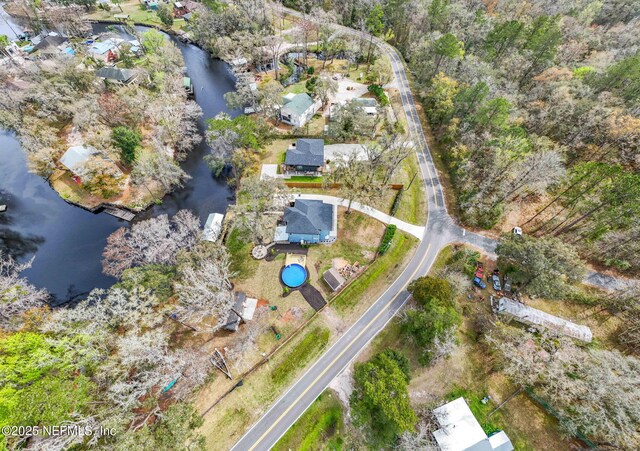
[273,390,346,451]
[88,1,186,31]
[332,231,417,314]
[226,228,259,281]
[271,327,330,387]
[196,315,337,450]
[288,176,323,182]
[395,152,427,225]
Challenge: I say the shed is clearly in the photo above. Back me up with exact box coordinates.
[224,292,258,332]
[323,268,346,292]
[491,296,593,343]
[203,213,224,242]
[60,145,97,177]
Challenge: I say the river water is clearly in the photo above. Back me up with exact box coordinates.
[0,23,239,303]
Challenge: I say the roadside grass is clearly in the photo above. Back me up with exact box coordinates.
[226,228,259,281]
[197,316,336,449]
[332,231,416,314]
[271,327,330,387]
[272,390,345,451]
[395,152,427,225]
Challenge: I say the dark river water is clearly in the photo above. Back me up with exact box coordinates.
[0,24,239,303]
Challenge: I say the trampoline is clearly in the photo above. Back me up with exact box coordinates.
[281,263,308,288]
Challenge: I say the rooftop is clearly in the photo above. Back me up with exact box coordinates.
[492,296,593,342]
[284,199,333,236]
[323,268,346,291]
[433,397,513,451]
[285,139,324,167]
[60,145,97,176]
[96,67,136,83]
[281,93,315,117]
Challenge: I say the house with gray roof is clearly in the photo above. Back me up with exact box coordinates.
[96,67,137,84]
[280,93,321,128]
[284,139,325,173]
[274,199,337,244]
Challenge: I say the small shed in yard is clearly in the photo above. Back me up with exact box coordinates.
[323,268,346,292]
[433,397,513,451]
[224,292,258,332]
[491,296,593,343]
[203,213,224,242]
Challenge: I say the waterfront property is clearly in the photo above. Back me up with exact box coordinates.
[59,145,123,182]
[280,93,321,128]
[274,199,337,245]
[89,39,120,63]
[283,139,325,174]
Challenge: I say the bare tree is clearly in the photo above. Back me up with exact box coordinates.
[102,210,201,278]
[173,243,234,328]
[0,252,48,330]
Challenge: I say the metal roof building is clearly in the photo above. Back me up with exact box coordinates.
[60,145,97,177]
[433,397,513,451]
[491,296,593,343]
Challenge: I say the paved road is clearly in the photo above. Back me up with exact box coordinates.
[229,8,478,451]
[229,7,623,449]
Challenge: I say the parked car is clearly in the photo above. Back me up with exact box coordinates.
[503,275,512,293]
[512,226,523,236]
[473,276,487,289]
[491,274,501,291]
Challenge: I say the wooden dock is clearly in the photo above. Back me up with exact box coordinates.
[103,206,136,221]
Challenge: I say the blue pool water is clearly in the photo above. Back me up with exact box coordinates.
[281,264,308,288]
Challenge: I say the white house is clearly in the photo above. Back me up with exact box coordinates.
[280,93,321,128]
[433,397,513,451]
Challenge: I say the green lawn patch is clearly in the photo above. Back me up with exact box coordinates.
[271,327,330,387]
[226,228,259,281]
[273,391,345,451]
[288,176,323,183]
[333,232,416,313]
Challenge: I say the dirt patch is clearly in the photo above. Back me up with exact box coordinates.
[321,306,347,335]
[328,364,354,419]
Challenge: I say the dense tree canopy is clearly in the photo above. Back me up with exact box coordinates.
[351,349,417,444]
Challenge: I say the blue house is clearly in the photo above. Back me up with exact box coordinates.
[274,199,336,244]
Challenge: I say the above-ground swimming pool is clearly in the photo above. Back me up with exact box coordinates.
[281,263,308,288]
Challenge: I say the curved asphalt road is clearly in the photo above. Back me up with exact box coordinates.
[228,9,498,451]
[229,12,636,449]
